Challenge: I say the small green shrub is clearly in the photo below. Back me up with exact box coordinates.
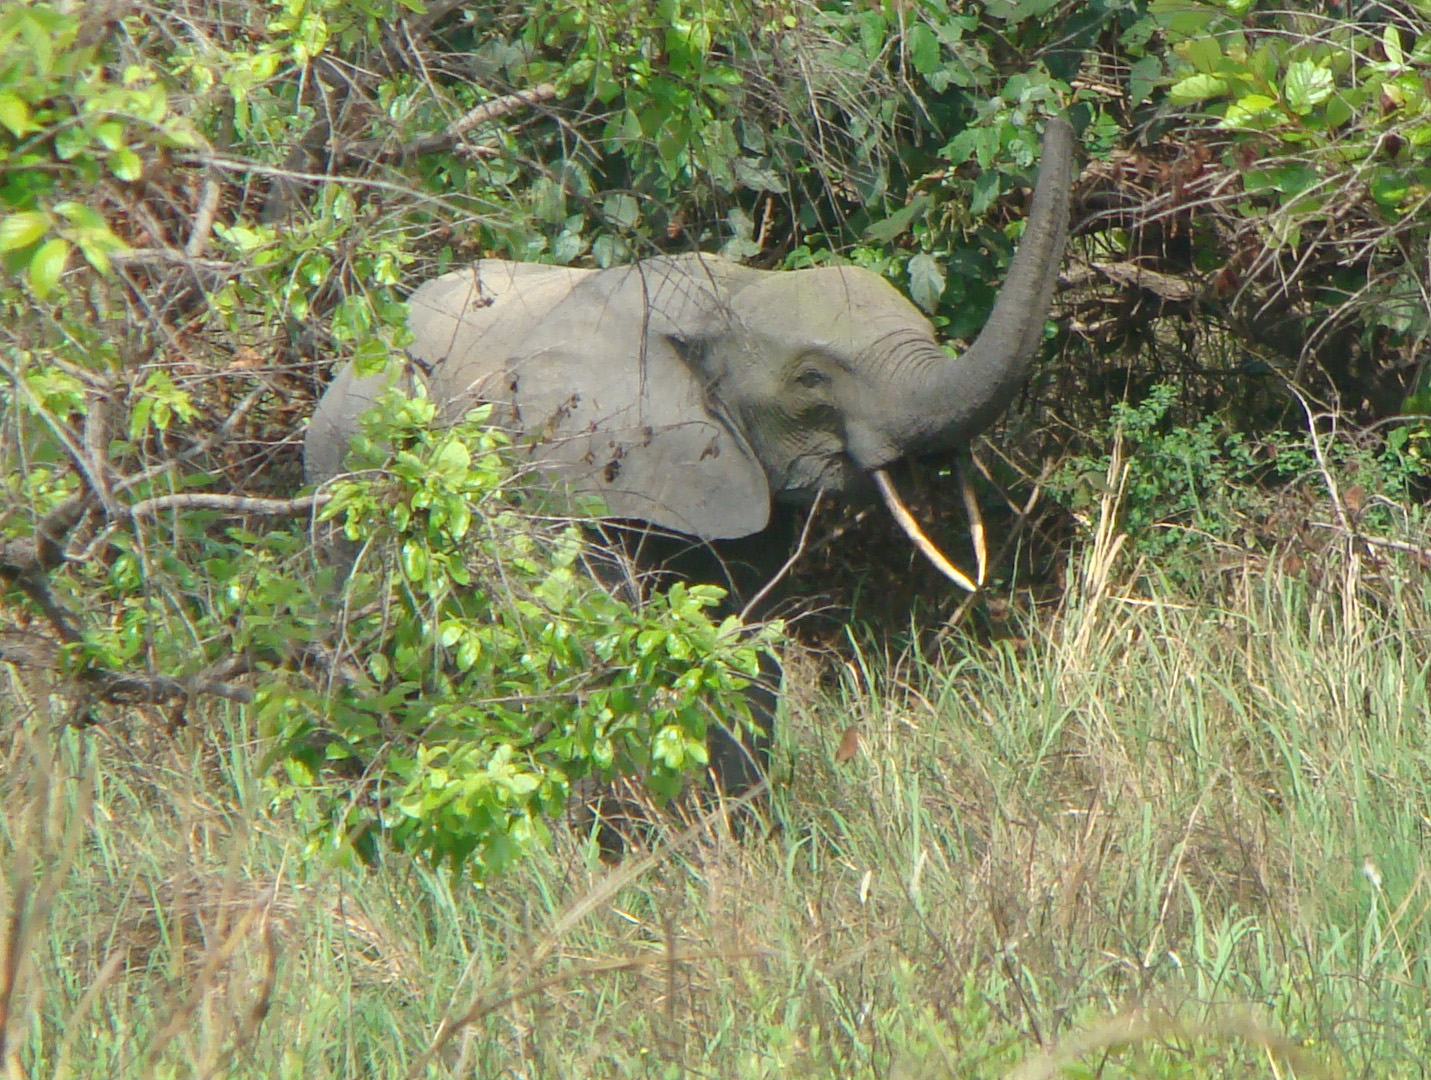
[1050,383,1431,578]
[249,387,781,876]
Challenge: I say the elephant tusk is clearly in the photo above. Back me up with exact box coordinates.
[872,469,979,593]
[957,459,988,586]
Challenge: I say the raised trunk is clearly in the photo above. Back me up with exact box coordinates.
[912,116,1075,451]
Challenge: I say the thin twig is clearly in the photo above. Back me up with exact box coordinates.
[1308,521,1431,560]
[447,84,558,141]
[112,248,234,272]
[740,490,824,623]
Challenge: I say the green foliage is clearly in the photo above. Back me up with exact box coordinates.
[16,529,1431,1074]
[0,0,1088,887]
[1148,4,1429,152]
[247,388,778,876]
[417,0,1099,327]
[1052,383,1431,577]
[1116,3,1431,411]
[1054,384,1267,561]
[0,2,194,297]
[10,0,1431,1072]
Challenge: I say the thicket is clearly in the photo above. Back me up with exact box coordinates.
[2,0,1430,875]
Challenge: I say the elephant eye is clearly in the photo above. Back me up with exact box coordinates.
[795,368,829,389]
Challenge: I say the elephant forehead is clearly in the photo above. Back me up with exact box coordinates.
[734,266,929,333]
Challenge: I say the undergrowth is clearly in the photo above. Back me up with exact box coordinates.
[5,457,1430,1078]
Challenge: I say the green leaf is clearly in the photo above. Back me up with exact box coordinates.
[1283,60,1334,115]
[1128,56,1163,108]
[455,634,480,671]
[430,438,471,484]
[0,211,48,252]
[109,148,143,181]
[92,120,125,151]
[0,92,37,137]
[865,194,931,243]
[969,169,999,216]
[54,202,108,230]
[1384,24,1404,67]
[1178,37,1222,75]
[732,158,787,193]
[400,540,429,581]
[129,396,154,438]
[1221,94,1282,128]
[27,237,69,298]
[602,192,639,229]
[943,125,1000,169]
[1370,171,1409,209]
[1323,92,1353,128]
[907,253,945,314]
[908,23,939,75]
[1168,73,1228,104]
[53,125,90,161]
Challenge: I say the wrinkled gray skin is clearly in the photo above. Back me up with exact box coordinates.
[304,118,1074,794]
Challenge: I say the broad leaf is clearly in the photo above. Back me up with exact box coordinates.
[907,253,946,314]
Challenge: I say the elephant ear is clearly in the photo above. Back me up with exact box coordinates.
[408,257,771,540]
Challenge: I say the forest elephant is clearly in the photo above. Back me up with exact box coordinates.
[304,115,1076,793]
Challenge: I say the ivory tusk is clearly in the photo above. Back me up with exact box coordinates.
[957,459,988,586]
[873,468,979,593]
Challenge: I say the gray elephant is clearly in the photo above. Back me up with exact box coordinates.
[305,116,1075,789]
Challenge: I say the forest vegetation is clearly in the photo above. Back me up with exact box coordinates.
[3,0,1431,1075]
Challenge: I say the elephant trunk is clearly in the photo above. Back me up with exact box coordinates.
[909,116,1075,452]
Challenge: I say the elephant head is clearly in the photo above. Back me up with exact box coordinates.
[306,117,1075,584]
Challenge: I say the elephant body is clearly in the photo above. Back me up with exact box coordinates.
[304,116,1076,794]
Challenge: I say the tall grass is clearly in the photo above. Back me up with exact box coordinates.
[4,498,1430,1077]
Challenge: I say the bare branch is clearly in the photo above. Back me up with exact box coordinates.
[1308,522,1431,561]
[352,83,559,164]
[112,247,235,273]
[186,175,222,258]
[0,630,254,707]
[125,492,332,519]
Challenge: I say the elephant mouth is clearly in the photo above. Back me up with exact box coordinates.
[872,468,981,593]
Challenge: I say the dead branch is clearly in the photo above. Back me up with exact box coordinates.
[347,83,559,165]
[1091,260,1198,302]
[125,492,332,519]
[0,630,255,708]
[186,175,222,258]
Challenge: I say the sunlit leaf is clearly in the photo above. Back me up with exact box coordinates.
[1384,24,1404,67]
[1168,73,1229,104]
[0,211,48,252]
[0,92,37,137]
[1284,60,1334,115]
[27,237,69,298]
